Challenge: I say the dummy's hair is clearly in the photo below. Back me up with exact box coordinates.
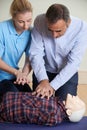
[10,0,33,18]
[46,3,70,24]
[69,107,86,122]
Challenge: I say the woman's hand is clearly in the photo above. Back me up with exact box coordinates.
[14,70,31,85]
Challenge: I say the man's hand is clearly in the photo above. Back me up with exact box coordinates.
[32,79,55,99]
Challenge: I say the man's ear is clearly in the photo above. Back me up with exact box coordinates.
[66,109,72,116]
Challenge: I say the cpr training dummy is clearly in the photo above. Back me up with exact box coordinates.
[0,92,86,126]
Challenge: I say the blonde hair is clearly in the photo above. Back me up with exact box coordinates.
[10,0,33,18]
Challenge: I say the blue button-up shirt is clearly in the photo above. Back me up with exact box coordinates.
[29,14,87,90]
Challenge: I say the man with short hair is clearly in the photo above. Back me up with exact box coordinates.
[29,4,87,100]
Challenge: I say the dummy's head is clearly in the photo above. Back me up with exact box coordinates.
[64,94,86,122]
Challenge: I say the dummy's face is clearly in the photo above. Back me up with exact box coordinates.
[65,94,85,116]
[13,11,32,34]
[46,19,70,38]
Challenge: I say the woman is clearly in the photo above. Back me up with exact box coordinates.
[0,0,33,93]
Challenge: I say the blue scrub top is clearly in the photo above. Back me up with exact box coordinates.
[0,19,31,81]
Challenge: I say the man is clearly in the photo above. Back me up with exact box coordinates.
[0,92,86,126]
[29,4,87,100]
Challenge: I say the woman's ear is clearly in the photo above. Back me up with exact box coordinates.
[66,109,72,116]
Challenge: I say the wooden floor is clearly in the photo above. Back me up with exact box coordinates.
[78,84,87,116]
